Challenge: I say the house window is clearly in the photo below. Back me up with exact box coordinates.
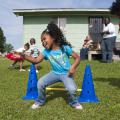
[89,16,103,42]
[51,17,58,25]
[50,17,67,32]
[58,18,66,31]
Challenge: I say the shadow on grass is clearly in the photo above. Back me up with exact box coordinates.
[94,78,120,88]
[23,65,42,70]
[9,64,42,70]
[46,91,68,104]
[45,85,69,104]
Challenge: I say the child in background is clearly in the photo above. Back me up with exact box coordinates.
[7,43,30,71]
[21,23,83,110]
[80,35,93,60]
[82,35,93,49]
[29,38,40,73]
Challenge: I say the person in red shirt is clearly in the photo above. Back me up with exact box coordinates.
[6,43,30,71]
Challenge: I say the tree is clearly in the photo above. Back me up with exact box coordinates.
[110,0,120,17]
[0,27,6,53]
[4,43,14,53]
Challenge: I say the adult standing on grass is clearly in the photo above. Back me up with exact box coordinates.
[101,18,116,63]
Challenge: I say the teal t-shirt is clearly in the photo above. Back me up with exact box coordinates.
[42,45,73,74]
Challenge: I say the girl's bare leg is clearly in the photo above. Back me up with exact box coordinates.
[12,61,17,66]
[19,61,23,70]
[9,61,17,68]
[19,61,25,71]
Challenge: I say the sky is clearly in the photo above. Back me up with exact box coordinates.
[0,0,114,49]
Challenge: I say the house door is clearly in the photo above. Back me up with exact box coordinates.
[89,17,103,42]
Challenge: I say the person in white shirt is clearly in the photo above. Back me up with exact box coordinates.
[29,38,40,73]
[101,18,116,63]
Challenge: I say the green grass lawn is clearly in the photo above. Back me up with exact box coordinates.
[0,58,120,120]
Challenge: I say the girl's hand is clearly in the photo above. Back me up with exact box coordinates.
[68,66,76,77]
[19,52,44,64]
[68,51,80,77]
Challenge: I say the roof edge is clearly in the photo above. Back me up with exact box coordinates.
[13,8,110,16]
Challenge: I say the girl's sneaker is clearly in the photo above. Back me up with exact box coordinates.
[8,64,15,69]
[19,69,26,72]
[28,69,38,73]
[31,102,41,109]
[73,103,83,110]
[36,70,39,73]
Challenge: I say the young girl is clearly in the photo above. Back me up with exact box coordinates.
[29,38,40,73]
[7,43,30,71]
[21,23,83,110]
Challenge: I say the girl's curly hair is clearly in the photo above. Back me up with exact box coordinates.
[41,22,71,51]
[24,43,30,49]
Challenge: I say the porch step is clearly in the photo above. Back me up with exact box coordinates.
[113,55,120,61]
